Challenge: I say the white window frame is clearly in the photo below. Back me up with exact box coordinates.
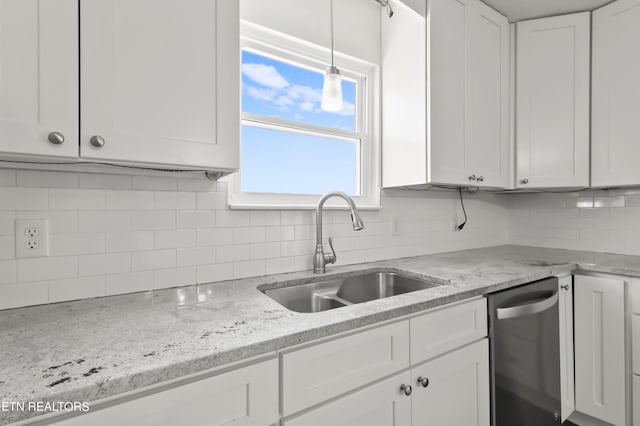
[226,21,380,210]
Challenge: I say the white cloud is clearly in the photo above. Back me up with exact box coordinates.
[242,63,289,90]
[299,101,315,112]
[244,85,277,102]
[274,95,295,110]
[331,101,356,117]
[287,84,322,103]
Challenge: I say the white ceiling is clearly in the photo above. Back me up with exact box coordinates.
[482,0,614,22]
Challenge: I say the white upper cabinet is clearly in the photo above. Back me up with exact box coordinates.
[515,12,590,189]
[382,0,509,189]
[0,0,79,159]
[80,0,239,172]
[592,0,640,187]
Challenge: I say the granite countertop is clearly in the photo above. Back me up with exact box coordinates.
[3,244,640,425]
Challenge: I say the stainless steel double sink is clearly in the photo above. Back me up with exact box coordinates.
[261,270,442,313]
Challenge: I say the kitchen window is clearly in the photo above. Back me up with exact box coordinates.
[227,22,380,209]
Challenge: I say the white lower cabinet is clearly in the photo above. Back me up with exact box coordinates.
[56,358,279,426]
[574,274,627,426]
[282,299,489,426]
[283,371,413,426]
[411,339,490,426]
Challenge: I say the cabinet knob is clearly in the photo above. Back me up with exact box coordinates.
[520,178,529,184]
[417,376,429,388]
[477,176,484,182]
[468,175,476,181]
[90,135,105,148]
[400,384,412,396]
[47,132,65,145]
[561,284,570,291]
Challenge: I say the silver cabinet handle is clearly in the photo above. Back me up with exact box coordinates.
[48,132,65,145]
[400,384,412,396]
[561,284,570,291]
[496,291,559,320]
[468,175,476,181]
[520,178,529,184]
[90,135,105,148]
[477,176,484,182]
[417,376,429,388]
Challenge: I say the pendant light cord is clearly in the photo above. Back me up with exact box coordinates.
[329,0,335,67]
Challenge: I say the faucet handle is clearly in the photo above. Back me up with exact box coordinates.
[324,237,337,265]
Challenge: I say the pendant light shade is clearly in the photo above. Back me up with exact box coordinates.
[321,0,344,112]
[321,66,343,112]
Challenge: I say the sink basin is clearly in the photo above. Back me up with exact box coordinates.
[262,271,441,313]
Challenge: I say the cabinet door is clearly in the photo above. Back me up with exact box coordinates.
[411,339,490,426]
[80,0,239,171]
[466,0,509,188]
[428,0,468,186]
[283,371,412,426]
[574,275,626,426]
[0,0,78,159]
[559,276,575,422]
[592,0,640,187]
[516,13,590,189]
[59,359,279,426]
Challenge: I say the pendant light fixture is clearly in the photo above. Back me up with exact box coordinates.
[321,0,344,112]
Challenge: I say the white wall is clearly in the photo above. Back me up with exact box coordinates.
[508,189,640,254]
[0,169,509,309]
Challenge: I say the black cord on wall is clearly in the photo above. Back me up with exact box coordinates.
[457,187,468,231]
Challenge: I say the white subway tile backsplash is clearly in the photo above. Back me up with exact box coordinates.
[17,171,78,188]
[155,192,196,210]
[106,271,154,295]
[79,211,130,232]
[79,173,132,190]
[49,276,105,303]
[50,233,105,256]
[106,231,154,253]
[132,176,178,191]
[0,260,16,284]
[79,253,131,276]
[0,236,14,259]
[50,189,105,210]
[0,172,513,309]
[177,210,216,229]
[216,244,252,263]
[197,228,233,246]
[0,281,48,310]
[233,227,266,244]
[132,249,177,272]
[233,259,265,279]
[106,191,154,210]
[0,169,16,186]
[17,256,77,282]
[177,247,215,266]
[0,188,48,210]
[16,211,78,234]
[197,192,226,210]
[197,263,233,284]
[155,230,196,249]
[154,266,196,290]
[131,211,176,231]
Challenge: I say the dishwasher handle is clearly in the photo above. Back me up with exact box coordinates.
[496,290,559,320]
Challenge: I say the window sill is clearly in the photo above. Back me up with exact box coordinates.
[227,203,382,211]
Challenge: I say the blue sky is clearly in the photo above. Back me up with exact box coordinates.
[241,50,358,195]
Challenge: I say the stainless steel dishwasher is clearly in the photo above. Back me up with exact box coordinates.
[488,277,575,426]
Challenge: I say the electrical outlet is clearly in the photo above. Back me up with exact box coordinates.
[389,215,399,236]
[15,219,49,258]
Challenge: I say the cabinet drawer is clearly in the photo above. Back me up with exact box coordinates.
[283,371,412,426]
[59,358,278,426]
[282,320,410,416]
[410,298,487,365]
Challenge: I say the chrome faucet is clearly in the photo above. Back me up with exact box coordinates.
[313,192,365,273]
